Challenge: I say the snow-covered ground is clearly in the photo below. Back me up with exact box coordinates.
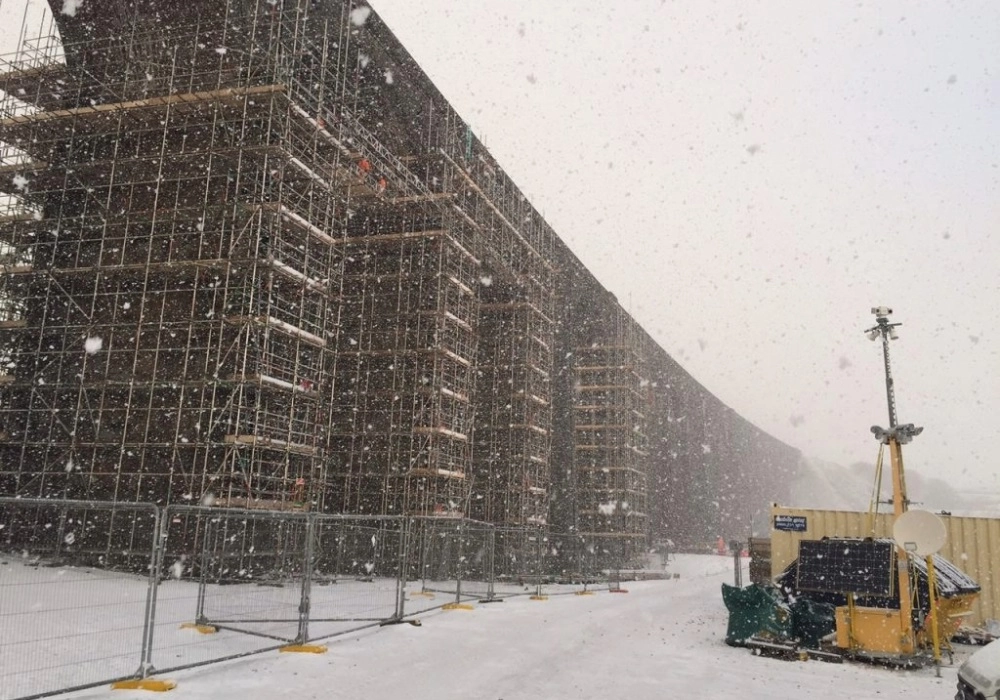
[8,554,963,700]
[0,550,618,700]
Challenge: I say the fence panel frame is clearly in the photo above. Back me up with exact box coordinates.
[0,497,162,700]
[149,504,314,677]
[2,499,655,699]
[307,512,409,632]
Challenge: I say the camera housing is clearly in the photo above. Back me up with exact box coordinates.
[871,306,893,317]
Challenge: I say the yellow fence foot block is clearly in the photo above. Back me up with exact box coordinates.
[280,644,328,654]
[575,591,596,596]
[442,603,474,611]
[410,591,435,598]
[111,679,177,692]
[529,595,549,601]
[180,622,217,634]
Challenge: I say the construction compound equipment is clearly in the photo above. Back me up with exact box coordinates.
[726,308,980,668]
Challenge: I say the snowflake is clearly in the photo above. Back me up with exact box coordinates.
[350,6,372,26]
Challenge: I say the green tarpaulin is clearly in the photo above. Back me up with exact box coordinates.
[721,583,792,646]
[722,584,835,649]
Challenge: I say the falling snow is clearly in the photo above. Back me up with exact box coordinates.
[171,558,185,579]
[350,6,372,26]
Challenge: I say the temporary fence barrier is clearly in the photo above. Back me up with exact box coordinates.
[487,525,545,599]
[308,514,408,635]
[150,506,316,675]
[0,497,162,700]
[0,499,645,700]
[412,517,492,609]
[546,533,620,596]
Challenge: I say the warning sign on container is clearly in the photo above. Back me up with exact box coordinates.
[774,515,807,532]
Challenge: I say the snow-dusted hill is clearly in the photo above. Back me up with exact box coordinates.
[789,455,993,516]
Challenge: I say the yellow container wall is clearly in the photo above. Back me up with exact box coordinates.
[835,605,912,654]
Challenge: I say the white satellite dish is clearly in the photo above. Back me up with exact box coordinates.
[893,509,947,557]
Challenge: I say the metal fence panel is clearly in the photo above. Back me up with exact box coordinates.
[546,533,617,595]
[0,498,159,700]
[308,515,407,636]
[446,522,494,602]
[489,526,548,599]
[2,499,656,699]
[150,506,312,675]
[410,518,487,608]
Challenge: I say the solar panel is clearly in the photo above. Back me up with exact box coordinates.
[796,539,895,596]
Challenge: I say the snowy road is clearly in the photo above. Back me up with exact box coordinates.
[66,555,962,700]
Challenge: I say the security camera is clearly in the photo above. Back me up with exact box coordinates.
[871,306,892,317]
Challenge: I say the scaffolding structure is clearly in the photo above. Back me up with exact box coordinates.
[438,148,556,528]
[330,204,481,517]
[0,0,801,560]
[568,302,649,562]
[0,3,383,512]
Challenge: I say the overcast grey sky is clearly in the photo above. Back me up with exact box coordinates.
[369,0,1000,494]
[2,0,998,495]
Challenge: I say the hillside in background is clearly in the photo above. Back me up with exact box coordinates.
[788,455,996,516]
